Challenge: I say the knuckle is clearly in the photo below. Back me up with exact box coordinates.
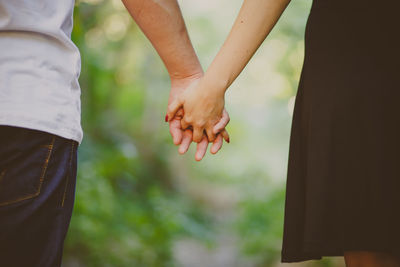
[167,105,175,112]
[194,121,204,128]
[176,109,184,118]
[194,132,203,140]
[182,117,190,125]
[184,116,192,123]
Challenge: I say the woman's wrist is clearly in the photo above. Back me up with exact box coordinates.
[201,71,229,98]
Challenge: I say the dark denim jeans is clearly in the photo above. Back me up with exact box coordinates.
[0,126,78,267]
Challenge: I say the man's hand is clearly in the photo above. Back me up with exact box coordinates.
[169,110,229,161]
[168,76,230,161]
[121,0,231,160]
[167,76,229,143]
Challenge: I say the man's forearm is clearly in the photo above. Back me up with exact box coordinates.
[122,0,202,79]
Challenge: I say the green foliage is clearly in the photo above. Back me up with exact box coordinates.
[65,0,340,266]
[65,2,213,266]
[236,186,286,266]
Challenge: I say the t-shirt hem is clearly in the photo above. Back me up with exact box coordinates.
[0,119,83,145]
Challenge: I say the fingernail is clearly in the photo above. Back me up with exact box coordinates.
[195,153,201,161]
[227,138,230,143]
[165,115,169,122]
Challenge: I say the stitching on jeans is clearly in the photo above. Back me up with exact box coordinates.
[0,136,56,207]
[61,140,75,207]
[40,144,53,149]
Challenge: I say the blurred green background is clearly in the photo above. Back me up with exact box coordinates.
[64,0,344,266]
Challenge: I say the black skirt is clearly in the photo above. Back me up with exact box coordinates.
[281,0,400,262]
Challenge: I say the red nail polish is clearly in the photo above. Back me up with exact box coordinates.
[165,115,169,122]
[227,138,230,143]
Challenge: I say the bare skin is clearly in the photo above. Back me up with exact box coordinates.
[167,0,292,142]
[121,0,230,160]
[168,75,230,160]
[345,251,400,267]
[165,0,399,264]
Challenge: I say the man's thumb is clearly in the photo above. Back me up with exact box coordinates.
[166,98,183,122]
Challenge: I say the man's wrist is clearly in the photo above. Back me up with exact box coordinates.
[169,69,203,81]
[169,68,203,92]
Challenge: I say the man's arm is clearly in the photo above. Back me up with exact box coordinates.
[121,0,202,79]
[167,0,291,142]
[121,0,230,160]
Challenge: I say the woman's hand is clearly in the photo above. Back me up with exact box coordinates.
[167,0,290,144]
[168,76,230,160]
[167,78,229,143]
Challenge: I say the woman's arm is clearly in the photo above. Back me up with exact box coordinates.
[204,0,291,90]
[167,0,291,143]
[121,0,230,160]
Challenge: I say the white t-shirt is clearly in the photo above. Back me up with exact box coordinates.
[0,0,83,144]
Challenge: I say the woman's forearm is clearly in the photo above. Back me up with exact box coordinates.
[122,0,203,79]
[203,0,291,93]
